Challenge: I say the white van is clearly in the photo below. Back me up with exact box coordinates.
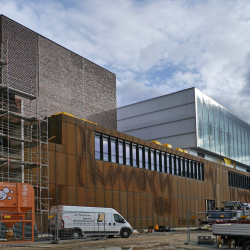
[49,205,133,238]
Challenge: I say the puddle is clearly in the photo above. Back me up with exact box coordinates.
[95,243,171,250]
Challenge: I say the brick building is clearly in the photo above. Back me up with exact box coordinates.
[48,113,250,228]
[0,15,117,130]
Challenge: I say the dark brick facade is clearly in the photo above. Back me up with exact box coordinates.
[0,15,117,129]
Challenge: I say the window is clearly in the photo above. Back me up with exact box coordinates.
[103,136,109,161]
[119,140,124,164]
[126,143,131,165]
[132,144,137,167]
[180,157,184,176]
[145,147,149,169]
[188,160,192,178]
[151,150,155,171]
[184,159,188,177]
[196,162,200,180]
[95,133,101,160]
[171,155,175,174]
[111,138,117,163]
[200,163,204,180]
[113,214,125,223]
[139,146,143,168]
[156,151,160,171]
[166,154,170,173]
[192,161,196,179]
[176,156,180,175]
[161,153,165,173]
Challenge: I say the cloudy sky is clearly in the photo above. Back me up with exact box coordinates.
[1,0,250,120]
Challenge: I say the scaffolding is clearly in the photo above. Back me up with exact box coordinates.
[0,40,49,232]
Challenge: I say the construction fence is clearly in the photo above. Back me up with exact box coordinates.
[0,211,107,244]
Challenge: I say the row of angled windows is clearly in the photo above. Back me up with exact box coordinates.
[95,132,204,181]
[228,171,250,190]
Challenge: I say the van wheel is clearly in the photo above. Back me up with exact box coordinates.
[242,241,250,250]
[72,230,81,239]
[121,229,130,238]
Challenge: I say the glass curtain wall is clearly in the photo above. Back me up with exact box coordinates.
[196,89,250,166]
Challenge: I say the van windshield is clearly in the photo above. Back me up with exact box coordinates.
[114,214,124,223]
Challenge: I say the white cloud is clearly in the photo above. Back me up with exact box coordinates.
[1,0,250,121]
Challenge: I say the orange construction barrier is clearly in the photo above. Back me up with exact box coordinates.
[0,182,35,243]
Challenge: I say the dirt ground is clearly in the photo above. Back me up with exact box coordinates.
[0,230,224,250]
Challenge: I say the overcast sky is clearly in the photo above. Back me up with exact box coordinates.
[1,0,250,121]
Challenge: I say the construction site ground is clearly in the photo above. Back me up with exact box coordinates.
[0,230,222,250]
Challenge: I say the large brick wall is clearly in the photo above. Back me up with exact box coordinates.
[0,15,117,129]
[48,113,250,229]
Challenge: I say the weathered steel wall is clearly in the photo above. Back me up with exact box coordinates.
[48,113,250,229]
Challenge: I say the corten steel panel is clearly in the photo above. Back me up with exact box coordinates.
[220,184,224,202]
[55,152,66,185]
[178,197,182,218]
[65,115,75,125]
[126,167,134,192]
[56,185,67,205]
[182,198,187,218]
[150,142,157,149]
[56,143,66,154]
[76,157,87,187]
[216,184,220,201]
[96,189,105,207]
[49,142,56,152]
[67,186,77,206]
[104,189,112,208]
[87,158,96,188]
[95,160,104,189]
[141,217,147,229]
[173,196,178,217]
[119,191,127,218]
[58,122,66,145]
[118,132,126,140]
[138,138,145,145]
[66,154,77,186]
[87,188,96,207]
[132,136,139,144]
[193,180,198,198]
[76,119,85,128]
[186,198,191,214]
[172,175,178,196]
[190,179,194,198]
[76,125,86,157]
[173,218,178,227]
[49,150,56,184]
[134,193,141,217]
[126,134,132,141]
[168,217,173,227]
[146,194,153,217]
[224,170,228,186]
[208,182,213,199]
[128,218,135,228]
[133,168,140,193]
[56,114,66,123]
[158,195,164,217]
[77,187,86,206]
[119,165,127,191]
[104,162,112,190]
[204,181,209,199]
[86,122,95,131]
[86,129,95,159]
[49,123,57,143]
[49,184,56,208]
[144,140,150,147]
[163,195,170,217]
[185,179,190,198]
[164,218,169,227]
[113,190,120,213]
[147,217,153,227]
[139,169,147,193]
[163,174,172,196]
[140,193,147,217]
[66,123,76,155]
[127,192,134,217]
[177,177,182,197]
[181,178,186,197]
[197,181,202,198]
[190,199,195,213]
[95,124,103,133]
[158,173,164,195]
[194,199,199,213]
[110,129,118,137]
[103,127,110,135]
[112,163,120,191]
[152,217,159,227]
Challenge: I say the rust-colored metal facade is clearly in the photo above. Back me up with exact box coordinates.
[48,114,250,228]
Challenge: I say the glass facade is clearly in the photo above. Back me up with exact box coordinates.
[196,89,250,166]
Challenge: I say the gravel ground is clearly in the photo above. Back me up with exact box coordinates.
[0,231,223,250]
